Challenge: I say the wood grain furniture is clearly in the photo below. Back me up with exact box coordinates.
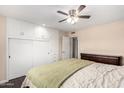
[81,53,122,66]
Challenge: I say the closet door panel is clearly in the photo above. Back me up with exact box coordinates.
[62,36,71,59]
[48,29,59,62]
[33,41,50,67]
[8,39,33,79]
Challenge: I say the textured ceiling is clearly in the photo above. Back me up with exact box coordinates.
[0,5,124,31]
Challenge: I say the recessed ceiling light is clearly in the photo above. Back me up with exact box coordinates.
[42,24,46,27]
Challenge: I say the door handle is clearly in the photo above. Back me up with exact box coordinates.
[9,56,11,59]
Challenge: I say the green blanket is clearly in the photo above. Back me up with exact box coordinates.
[27,59,93,88]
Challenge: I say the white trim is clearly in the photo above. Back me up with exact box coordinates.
[8,36,49,42]
[0,80,8,84]
[6,18,9,80]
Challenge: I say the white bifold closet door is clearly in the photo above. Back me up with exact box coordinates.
[8,39,33,79]
[33,41,50,67]
[8,39,50,79]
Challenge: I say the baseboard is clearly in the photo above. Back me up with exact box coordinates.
[0,80,8,84]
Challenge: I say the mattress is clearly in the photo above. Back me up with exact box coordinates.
[21,60,124,88]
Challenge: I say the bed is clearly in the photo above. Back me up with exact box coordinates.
[21,53,124,88]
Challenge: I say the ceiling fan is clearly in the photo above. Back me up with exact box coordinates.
[57,5,91,24]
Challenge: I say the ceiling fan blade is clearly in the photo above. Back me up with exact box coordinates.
[57,11,68,16]
[77,5,86,13]
[58,18,67,23]
[78,15,91,19]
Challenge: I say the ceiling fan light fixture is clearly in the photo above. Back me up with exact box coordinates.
[67,17,72,23]
[67,16,79,24]
[70,20,75,24]
[74,17,79,22]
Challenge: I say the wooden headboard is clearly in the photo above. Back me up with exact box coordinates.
[80,53,122,66]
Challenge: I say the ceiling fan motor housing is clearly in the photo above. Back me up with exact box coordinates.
[69,9,77,17]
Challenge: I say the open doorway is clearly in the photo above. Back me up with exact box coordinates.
[70,37,78,58]
[62,36,78,59]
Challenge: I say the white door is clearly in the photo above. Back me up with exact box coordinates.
[62,36,70,59]
[8,39,33,79]
[33,41,50,67]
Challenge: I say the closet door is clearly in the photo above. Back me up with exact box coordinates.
[62,36,71,59]
[48,30,59,62]
[33,41,50,67]
[8,39,33,79]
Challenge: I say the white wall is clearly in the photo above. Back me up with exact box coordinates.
[0,16,6,81]
[75,20,124,64]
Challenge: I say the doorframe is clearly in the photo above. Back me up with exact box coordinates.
[7,38,34,80]
[6,37,50,80]
[70,37,79,58]
[6,30,9,81]
[62,36,71,59]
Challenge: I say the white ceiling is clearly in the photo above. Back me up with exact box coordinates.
[0,5,124,31]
